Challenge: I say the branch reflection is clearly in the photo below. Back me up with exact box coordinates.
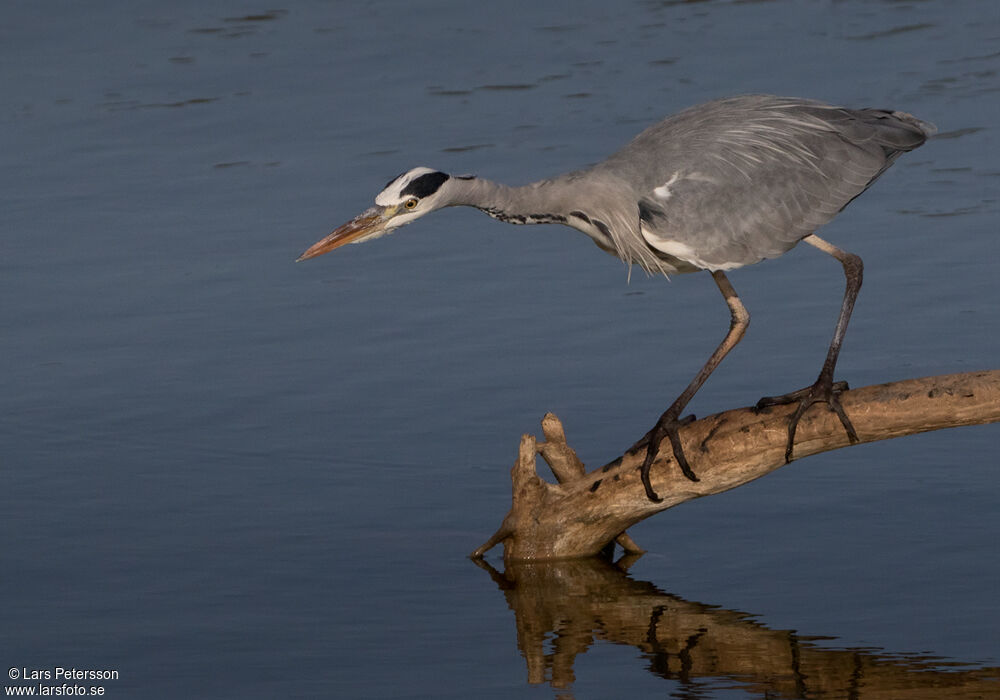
[475,556,999,698]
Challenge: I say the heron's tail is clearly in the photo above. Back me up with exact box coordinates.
[889,109,938,139]
[857,107,936,161]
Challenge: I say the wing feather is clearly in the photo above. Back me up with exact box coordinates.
[593,95,931,271]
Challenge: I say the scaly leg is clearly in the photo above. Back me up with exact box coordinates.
[634,270,750,502]
[756,234,862,462]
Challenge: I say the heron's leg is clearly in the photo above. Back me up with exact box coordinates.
[756,233,862,462]
[633,270,750,502]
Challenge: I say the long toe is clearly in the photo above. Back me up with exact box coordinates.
[764,379,858,463]
[639,416,700,503]
[757,380,850,410]
[639,445,664,503]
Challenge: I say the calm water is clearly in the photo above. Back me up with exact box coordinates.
[2,1,998,698]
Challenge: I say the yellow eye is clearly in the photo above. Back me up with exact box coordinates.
[404,199,418,210]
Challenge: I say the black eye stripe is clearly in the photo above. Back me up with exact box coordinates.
[400,171,449,199]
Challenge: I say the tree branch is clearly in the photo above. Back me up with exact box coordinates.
[472,370,1000,561]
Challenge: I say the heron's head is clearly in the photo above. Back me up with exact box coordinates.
[297,167,453,261]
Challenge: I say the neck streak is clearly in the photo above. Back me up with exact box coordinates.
[445,177,570,225]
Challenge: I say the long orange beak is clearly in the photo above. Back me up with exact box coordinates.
[297,206,389,262]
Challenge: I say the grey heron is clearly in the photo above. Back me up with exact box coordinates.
[299,94,935,503]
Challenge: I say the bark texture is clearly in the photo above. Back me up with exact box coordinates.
[472,370,1000,561]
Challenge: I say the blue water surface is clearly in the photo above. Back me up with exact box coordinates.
[2,1,998,698]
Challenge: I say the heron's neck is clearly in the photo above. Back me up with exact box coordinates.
[445,176,574,225]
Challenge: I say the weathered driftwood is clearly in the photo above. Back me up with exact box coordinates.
[476,556,1000,695]
[472,370,1000,561]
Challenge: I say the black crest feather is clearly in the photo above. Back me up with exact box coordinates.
[401,171,449,198]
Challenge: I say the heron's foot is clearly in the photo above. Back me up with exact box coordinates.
[756,378,859,463]
[627,413,699,503]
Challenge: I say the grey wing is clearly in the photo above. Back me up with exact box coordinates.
[602,96,932,271]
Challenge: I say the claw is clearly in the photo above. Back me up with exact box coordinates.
[638,414,700,503]
[758,378,858,462]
